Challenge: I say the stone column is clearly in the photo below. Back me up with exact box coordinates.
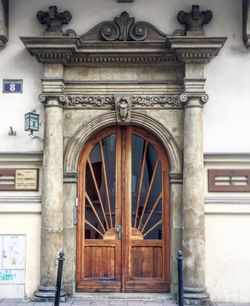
[168,29,226,304]
[180,68,209,304]
[34,93,66,299]
[34,64,67,298]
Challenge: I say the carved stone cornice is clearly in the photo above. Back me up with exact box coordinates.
[177,5,213,36]
[20,35,177,65]
[180,92,209,107]
[167,36,227,64]
[0,0,8,50]
[65,95,181,109]
[39,93,67,107]
[20,11,177,65]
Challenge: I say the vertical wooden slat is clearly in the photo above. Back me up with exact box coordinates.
[133,141,149,227]
[85,220,104,237]
[99,140,113,228]
[143,220,162,238]
[138,158,160,229]
[85,192,106,233]
[87,158,109,230]
[141,192,162,232]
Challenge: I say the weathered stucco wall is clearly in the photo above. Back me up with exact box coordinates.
[0,0,250,303]
[0,0,249,152]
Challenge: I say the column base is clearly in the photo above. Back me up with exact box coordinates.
[184,287,210,305]
[33,285,67,302]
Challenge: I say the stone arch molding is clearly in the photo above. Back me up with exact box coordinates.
[64,111,182,175]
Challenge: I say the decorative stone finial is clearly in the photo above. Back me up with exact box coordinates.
[177,5,213,36]
[37,6,71,33]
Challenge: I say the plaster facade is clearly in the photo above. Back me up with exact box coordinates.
[0,0,249,304]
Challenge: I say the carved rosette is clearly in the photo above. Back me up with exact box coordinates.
[100,11,147,41]
[180,92,209,106]
[39,94,67,107]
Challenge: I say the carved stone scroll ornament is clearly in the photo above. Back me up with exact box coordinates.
[101,11,147,41]
[37,6,72,33]
[115,95,132,125]
[39,93,67,107]
[132,95,180,107]
[67,95,113,107]
[180,92,209,106]
[177,5,213,36]
[65,95,181,109]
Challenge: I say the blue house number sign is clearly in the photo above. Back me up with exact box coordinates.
[3,79,23,93]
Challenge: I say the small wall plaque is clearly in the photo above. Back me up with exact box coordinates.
[3,79,23,93]
[208,169,250,192]
[0,169,39,191]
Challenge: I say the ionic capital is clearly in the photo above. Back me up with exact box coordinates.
[180,92,209,107]
[38,93,67,107]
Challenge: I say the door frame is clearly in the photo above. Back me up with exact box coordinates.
[63,111,183,295]
[76,125,171,292]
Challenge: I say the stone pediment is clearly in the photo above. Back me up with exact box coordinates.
[20,9,226,66]
[79,11,167,42]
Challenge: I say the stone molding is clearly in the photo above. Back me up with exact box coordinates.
[0,0,8,50]
[168,36,227,64]
[38,93,67,107]
[180,92,209,107]
[64,111,182,174]
[63,171,78,184]
[177,5,213,36]
[169,172,183,184]
[66,94,181,109]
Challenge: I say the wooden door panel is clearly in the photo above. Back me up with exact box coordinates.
[77,126,170,293]
[131,245,163,278]
[84,244,117,279]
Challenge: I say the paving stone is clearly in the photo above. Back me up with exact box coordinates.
[71,301,92,306]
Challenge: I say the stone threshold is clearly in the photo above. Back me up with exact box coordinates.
[73,293,175,301]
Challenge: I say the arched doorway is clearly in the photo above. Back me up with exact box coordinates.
[76,126,170,292]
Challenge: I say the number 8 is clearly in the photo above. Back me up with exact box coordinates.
[10,83,15,91]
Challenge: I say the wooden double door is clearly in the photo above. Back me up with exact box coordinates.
[77,126,170,292]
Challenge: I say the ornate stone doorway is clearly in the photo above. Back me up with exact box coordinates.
[77,126,170,292]
[21,5,226,303]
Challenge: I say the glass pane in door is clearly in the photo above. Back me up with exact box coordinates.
[84,134,116,239]
[131,134,162,240]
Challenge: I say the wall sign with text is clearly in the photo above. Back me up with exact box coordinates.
[0,169,39,191]
[2,79,23,93]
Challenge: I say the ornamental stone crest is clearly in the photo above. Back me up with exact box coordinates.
[115,95,132,125]
[37,6,72,33]
[100,11,147,41]
[177,5,213,36]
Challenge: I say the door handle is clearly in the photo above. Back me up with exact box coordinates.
[116,224,122,240]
